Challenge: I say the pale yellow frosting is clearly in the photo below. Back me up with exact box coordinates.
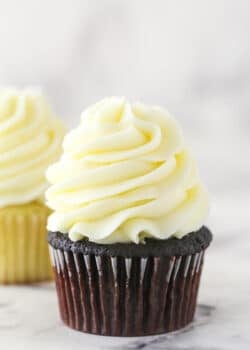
[46,97,209,244]
[0,88,65,207]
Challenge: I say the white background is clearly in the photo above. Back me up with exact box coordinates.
[0,0,249,200]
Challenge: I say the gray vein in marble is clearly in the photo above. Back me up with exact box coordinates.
[32,323,61,337]
[0,308,21,330]
[0,301,11,309]
[109,304,215,350]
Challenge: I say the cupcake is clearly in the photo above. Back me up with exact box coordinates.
[46,97,212,336]
[0,88,65,284]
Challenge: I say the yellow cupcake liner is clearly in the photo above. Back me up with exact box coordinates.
[0,202,53,284]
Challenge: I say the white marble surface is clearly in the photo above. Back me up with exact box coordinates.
[0,192,249,350]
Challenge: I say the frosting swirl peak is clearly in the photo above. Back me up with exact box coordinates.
[46,97,209,243]
[0,88,65,207]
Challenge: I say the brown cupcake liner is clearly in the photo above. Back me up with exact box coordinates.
[49,246,206,336]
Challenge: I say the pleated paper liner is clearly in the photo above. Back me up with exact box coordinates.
[49,245,208,336]
[0,202,53,284]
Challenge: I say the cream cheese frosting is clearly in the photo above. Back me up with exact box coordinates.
[0,88,65,207]
[46,97,209,244]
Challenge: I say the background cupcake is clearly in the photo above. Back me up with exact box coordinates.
[0,88,65,284]
[46,97,212,336]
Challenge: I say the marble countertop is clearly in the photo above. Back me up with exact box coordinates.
[0,193,249,350]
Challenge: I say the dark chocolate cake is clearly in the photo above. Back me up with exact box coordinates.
[48,227,212,336]
[48,226,212,257]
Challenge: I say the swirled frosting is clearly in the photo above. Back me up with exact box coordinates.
[0,88,65,207]
[46,97,209,244]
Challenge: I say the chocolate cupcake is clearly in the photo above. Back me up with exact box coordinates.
[46,97,212,336]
